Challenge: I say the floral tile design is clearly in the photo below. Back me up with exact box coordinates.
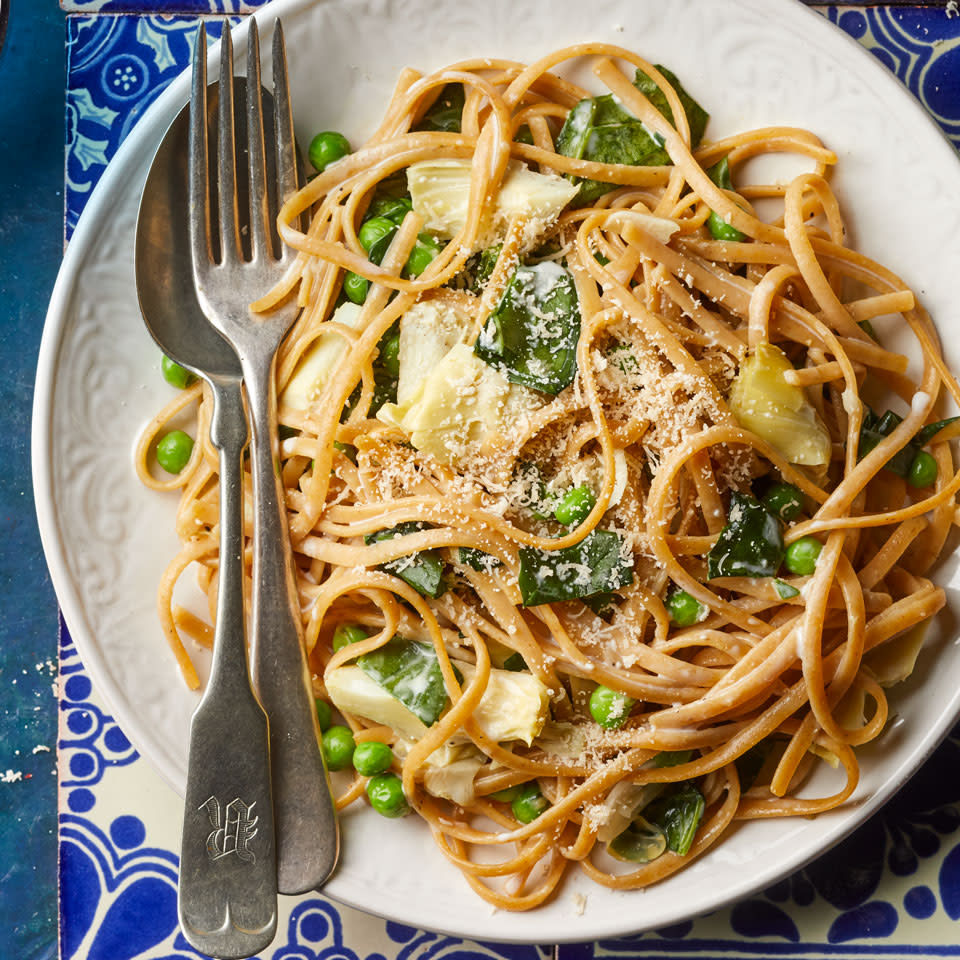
[61,5,960,959]
[65,14,237,236]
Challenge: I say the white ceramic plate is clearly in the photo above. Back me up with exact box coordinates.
[34,0,960,943]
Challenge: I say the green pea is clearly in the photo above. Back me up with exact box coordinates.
[762,482,804,522]
[511,782,549,823]
[488,784,522,802]
[308,130,351,173]
[379,332,401,380]
[707,210,746,242]
[161,354,196,389]
[907,450,938,488]
[404,235,442,278]
[553,484,596,526]
[784,536,823,575]
[589,684,635,730]
[358,216,396,255]
[343,271,369,304]
[156,430,194,474]
[666,589,706,628]
[322,725,355,771]
[353,740,394,776]
[366,772,410,818]
[332,623,368,652]
[315,698,333,733]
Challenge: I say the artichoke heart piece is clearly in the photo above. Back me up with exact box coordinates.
[377,343,542,467]
[279,302,363,411]
[729,342,831,466]
[407,158,578,248]
[324,661,549,746]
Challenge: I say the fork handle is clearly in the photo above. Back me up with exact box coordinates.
[178,376,277,959]
[244,354,340,895]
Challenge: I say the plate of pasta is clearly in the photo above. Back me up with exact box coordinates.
[33,0,960,943]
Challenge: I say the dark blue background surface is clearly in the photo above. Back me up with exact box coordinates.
[0,4,65,958]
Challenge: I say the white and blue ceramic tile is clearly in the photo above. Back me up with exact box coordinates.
[65,15,238,236]
[61,6,960,958]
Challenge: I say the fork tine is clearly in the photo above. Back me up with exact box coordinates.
[217,25,241,264]
[188,21,212,274]
[272,19,300,257]
[246,19,271,264]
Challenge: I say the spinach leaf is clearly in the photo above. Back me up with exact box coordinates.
[707,491,785,579]
[357,636,455,726]
[502,652,527,672]
[365,522,446,598]
[705,156,746,241]
[472,243,503,292]
[644,782,705,856]
[518,529,634,606]
[512,461,557,519]
[652,750,694,768]
[634,65,709,149]
[858,406,917,477]
[458,547,502,573]
[415,83,465,133]
[475,261,581,395]
[707,156,735,192]
[555,66,708,206]
[513,124,535,145]
[734,739,775,792]
[917,416,960,445]
[773,578,800,600]
[583,591,620,620]
[555,96,666,207]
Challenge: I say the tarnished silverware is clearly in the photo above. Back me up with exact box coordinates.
[136,79,277,959]
[188,18,339,896]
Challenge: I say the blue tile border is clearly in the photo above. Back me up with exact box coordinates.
[63,0,268,14]
[65,14,236,236]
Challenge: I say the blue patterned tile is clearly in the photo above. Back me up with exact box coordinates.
[824,5,960,150]
[65,15,233,236]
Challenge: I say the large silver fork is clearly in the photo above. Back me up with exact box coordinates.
[189,18,339,896]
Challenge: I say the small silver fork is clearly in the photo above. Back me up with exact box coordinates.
[188,18,340,896]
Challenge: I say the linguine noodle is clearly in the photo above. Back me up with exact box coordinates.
[136,44,959,910]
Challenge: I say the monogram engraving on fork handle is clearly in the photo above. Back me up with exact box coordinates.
[200,795,260,864]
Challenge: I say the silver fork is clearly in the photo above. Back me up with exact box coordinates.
[189,18,340,896]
